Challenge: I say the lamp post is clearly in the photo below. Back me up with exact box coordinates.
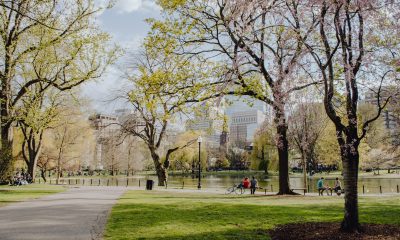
[197,136,202,189]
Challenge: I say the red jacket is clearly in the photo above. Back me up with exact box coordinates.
[243,179,250,188]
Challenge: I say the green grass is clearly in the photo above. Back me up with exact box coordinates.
[0,184,65,207]
[105,191,400,240]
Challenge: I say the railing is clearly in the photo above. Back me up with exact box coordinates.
[34,177,400,195]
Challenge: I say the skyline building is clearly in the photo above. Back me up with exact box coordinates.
[363,87,399,138]
[185,96,268,149]
[89,113,120,171]
[89,109,147,172]
[185,101,224,149]
[229,110,266,145]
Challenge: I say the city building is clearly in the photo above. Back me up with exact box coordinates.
[89,114,120,170]
[229,110,266,145]
[364,87,400,137]
[89,110,146,173]
[186,96,269,149]
[185,101,224,149]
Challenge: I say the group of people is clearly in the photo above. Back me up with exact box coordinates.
[238,176,258,194]
[317,177,342,196]
[11,169,32,186]
[237,176,342,196]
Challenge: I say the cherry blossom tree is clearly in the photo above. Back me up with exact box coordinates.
[305,0,400,232]
[155,0,320,194]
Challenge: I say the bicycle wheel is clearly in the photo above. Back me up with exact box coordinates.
[235,187,245,194]
[225,186,235,194]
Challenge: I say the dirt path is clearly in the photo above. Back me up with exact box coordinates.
[0,186,125,240]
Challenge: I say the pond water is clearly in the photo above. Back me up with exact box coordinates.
[67,172,400,194]
[162,174,400,194]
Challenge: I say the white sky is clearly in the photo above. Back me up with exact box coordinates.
[81,0,161,113]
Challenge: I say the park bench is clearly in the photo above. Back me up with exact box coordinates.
[321,188,345,196]
[330,188,345,196]
[291,188,306,195]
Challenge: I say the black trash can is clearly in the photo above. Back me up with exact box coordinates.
[146,180,154,190]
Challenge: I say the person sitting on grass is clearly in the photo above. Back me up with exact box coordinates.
[317,177,326,196]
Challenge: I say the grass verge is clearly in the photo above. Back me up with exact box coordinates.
[0,184,65,207]
[105,191,400,240]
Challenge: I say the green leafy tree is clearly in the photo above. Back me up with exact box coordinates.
[250,121,278,174]
[17,90,63,181]
[227,147,250,170]
[314,121,340,167]
[214,156,230,170]
[120,38,210,185]
[169,131,204,173]
[0,0,119,182]
[288,102,328,175]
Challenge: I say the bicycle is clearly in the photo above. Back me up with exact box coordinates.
[225,184,246,194]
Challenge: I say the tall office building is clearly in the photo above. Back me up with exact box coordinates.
[229,110,266,145]
[364,87,399,136]
[185,101,224,149]
[224,96,267,145]
[89,114,120,170]
[89,110,146,172]
[186,96,268,149]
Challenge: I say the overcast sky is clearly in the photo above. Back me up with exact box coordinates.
[81,0,161,113]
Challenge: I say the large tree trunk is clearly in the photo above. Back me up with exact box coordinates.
[301,150,308,193]
[150,151,167,186]
[0,123,14,183]
[22,132,43,182]
[1,66,13,183]
[27,149,41,182]
[274,104,295,195]
[156,165,167,187]
[340,138,360,232]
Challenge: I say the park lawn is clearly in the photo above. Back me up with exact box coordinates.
[104,191,400,240]
[0,184,65,207]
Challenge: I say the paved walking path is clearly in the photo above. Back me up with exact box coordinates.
[0,186,125,240]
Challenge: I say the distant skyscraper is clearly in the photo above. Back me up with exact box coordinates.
[88,113,119,170]
[364,87,399,136]
[185,101,224,149]
[223,96,267,146]
[186,96,268,149]
[229,110,266,145]
[89,110,146,171]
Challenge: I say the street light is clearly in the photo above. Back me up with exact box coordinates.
[197,136,202,189]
